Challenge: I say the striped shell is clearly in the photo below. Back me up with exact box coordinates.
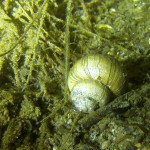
[68,54,125,112]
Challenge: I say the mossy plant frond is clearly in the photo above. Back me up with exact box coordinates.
[64,0,73,102]
[0,0,48,57]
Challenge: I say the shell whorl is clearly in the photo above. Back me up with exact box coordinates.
[68,54,125,112]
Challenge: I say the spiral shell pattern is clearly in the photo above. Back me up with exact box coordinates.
[68,54,125,112]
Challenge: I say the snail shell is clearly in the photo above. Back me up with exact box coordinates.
[68,54,126,112]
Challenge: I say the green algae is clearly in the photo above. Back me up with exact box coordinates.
[0,0,150,149]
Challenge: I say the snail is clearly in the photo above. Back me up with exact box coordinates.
[68,54,126,112]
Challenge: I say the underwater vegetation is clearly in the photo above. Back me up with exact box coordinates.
[0,0,150,149]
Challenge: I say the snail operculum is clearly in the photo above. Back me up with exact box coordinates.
[71,80,110,112]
